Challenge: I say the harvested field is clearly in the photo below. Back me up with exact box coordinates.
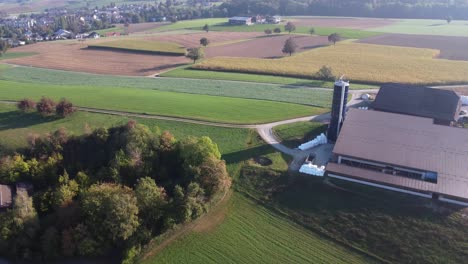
[88,39,186,56]
[205,35,329,58]
[288,17,397,29]
[3,41,189,76]
[359,34,468,61]
[144,31,263,48]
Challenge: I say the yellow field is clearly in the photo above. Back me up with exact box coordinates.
[88,39,186,55]
[194,42,468,84]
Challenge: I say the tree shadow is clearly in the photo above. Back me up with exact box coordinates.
[0,110,59,131]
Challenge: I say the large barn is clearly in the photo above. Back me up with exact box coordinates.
[325,85,468,205]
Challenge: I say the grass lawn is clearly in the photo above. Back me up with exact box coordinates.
[161,66,378,90]
[369,19,468,37]
[273,121,328,148]
[91,25,125,35]
[0,66,334,108]
[0,80,326,124]
[140,193,375,264]
[0,52,37,60]
[88,39,186,55]
[195,42,468,84]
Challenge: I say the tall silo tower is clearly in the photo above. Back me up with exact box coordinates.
[327,79,349,142]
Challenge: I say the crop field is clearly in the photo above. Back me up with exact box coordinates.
[368,19,468,37]
[273,121,328,148]
[144,31,263,48]
[161,66,377,89]
[0,80,326,124]
[88,39,186,55]
[3,40,189,76]
[194,42,468,84]
[0,66,334,107]
[287,16,397,29]
[141,193,375,264]
[205,35,329,58]
[359,33,468,61]
[148,18,227,32]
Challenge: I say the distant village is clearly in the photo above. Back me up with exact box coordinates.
[0,1,225,47]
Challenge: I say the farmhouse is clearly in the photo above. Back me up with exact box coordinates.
[326,86,468,205]
[0,185,12,210]
[228,17,253,25]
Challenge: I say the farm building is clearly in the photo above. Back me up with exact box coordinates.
[326,86,468,206]
[228,17,253,25]
[0,185,12,209]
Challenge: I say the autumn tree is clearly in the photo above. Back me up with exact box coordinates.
[186,47,204,63]
[55,98,77,117]
[197,156,231,198]
[282,37,298,56]
[36,97,56,116]
[284,21,296,34]
[81,184,139,243]
[17,98,36,112]
[328,33,341,45]
[200,37,210,47]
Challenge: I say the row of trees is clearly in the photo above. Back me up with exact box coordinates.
[0,121,231,262]
[17,97,77,117]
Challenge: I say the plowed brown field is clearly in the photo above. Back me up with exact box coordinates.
[205,35,329,58]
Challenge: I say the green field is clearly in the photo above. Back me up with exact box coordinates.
[141,193,375,264]
[0,66,334,107]
[0,80,326,124]
[369,19,468,37]
[161,66,378,90]
[88,39,186,55]
[195,42,468,84]
[149,18,227,32]
[273,121,328,148]
[0,52,37,60]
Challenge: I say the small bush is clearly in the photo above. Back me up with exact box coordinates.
[36,97,56,116]
[17,98,36,112]
[274,28,281,34]
[56,98,77,117]
[315,66,335,81]
[199,37,209,47]
[264,29,272,35]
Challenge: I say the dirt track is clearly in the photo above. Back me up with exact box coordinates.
[290,17,397,29]
[359,34,468,61]
[206,35,329,58]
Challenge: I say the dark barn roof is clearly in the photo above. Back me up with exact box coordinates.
[327,109,468,200]
[373,84,461,122]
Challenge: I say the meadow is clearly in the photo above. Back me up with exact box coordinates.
[162,66,378,89]
[88,39,186,55]
[369,19,468,37]
[194,42,468,84]
[0,66,334,107]
[273,121,328,148]
[140,193,375,264]
[0,80,326,124]
[0,52,37,60]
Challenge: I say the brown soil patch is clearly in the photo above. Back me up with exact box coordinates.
[4,40,189,76]
[359,34,468,61]
[205,35,329,58]
[290,17,397,29]
[144,31,263,48]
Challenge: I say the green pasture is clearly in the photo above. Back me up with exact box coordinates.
[148,18,227,32]
[161,66,378,90]
[0,52,37,60]
[369,19,468,37]
[88,39,186,55]
[141,193,375,264]
[273,121,328,148]
[0,66,334,107]
[0,80,325,124]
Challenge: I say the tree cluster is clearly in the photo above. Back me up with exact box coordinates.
[17,97,76,117]
[0,121,231,262]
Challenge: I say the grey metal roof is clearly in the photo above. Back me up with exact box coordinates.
[373,84,461,122]
[328,109,468,200]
